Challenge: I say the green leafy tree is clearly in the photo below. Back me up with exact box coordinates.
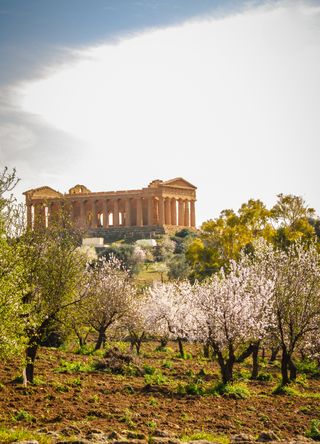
[19,219,87,384]
[0,168,25,359]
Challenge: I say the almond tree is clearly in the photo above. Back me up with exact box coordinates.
[0,167,26,360]
[84,256,136,350]
[144,281,196,357]
[20,225,88,384]
[269,242,320,384]
[193,259,274,384]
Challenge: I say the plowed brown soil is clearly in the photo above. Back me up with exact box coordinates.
[0,342,319,442]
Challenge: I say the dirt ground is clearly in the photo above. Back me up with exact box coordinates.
[0,342,319,442]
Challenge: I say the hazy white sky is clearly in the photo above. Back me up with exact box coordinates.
[2,1,320,224]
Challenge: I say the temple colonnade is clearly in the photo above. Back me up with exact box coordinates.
[26,196,196,230]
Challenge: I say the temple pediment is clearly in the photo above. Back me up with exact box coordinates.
[162,178,197,189]
[23,186,63,200]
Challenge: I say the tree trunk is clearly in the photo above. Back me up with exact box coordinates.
[270,346,280,363]
[24,343,38,385]
[261,347,265,360]
[177,338,184,358]
[203,342,210,358]
[251,341,260,379]
[160,338,168,348]
[281,347,290,385]
[135,340,142,355]
[236,343,254,363]
[95,328,106,351]
[215,347,234,384]
[288,356,297,381]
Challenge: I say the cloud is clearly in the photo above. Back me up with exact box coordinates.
[7,1,320,221]
[0,122,36,154]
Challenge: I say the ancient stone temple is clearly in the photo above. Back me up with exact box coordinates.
[24,178,197,241]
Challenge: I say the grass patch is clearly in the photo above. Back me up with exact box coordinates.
[181,431,229,443]
[306,419,320,441]
[256,372,273,382]
[177,381,206,396]
[55,359,94,373]
[272,383,301,396]
[144,370,168,385]
[296,360,320,377]
[0,427,50,443]
[213,382,251,399]
[12,410,35,423]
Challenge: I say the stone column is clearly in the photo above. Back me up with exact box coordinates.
[80,200,86,227]
[136,197,143,226]
[35,203,46,228]
[159,197,165,225]
[70,201,76,223]
[165,198,172,225]
[184,200,190,227]
[102,200,108,228]
[26,204,32,229]
[113,199,119,226]
[178,199,184,226]
[125,198,131,226]
[91,200,98,228]
[171,198,177,225]
[190,200,196,227]
[147,197,153,225]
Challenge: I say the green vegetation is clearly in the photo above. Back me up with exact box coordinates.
[214,382,251,399]
[55,359,94,373]
[0,427,50,444]
[306,419,320,441]
[181,431,229,443]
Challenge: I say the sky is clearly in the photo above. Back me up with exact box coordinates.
[0,0,319,225]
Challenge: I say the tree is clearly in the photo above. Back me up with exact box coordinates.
[19,223,87,384]
[268,242,320,384]
[0,167,25,359]
[144,281,196,357]
[83,256,136,350]
[193,256,274,383]
[187,195,317,281]
[271,194,316,249]
[186,200,274,281]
